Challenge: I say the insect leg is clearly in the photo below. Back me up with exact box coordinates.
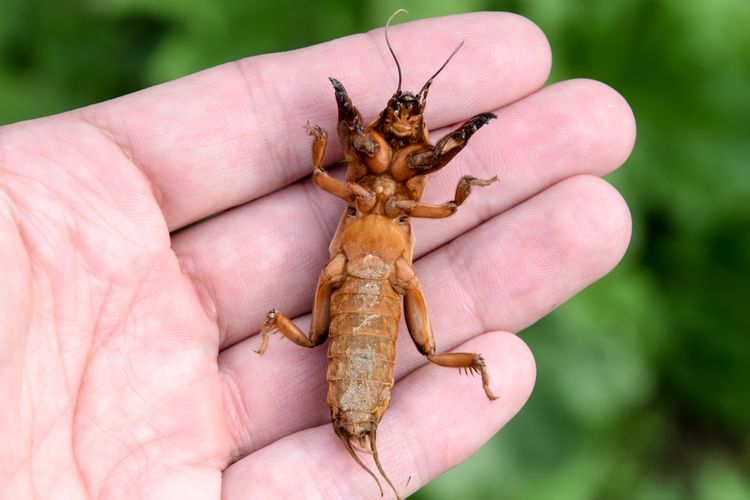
[304,123,371,202]
[328,77,379,157]
[304,122,328,170]
[393,258,499,400]
[407,112,497,175]
[255,253,347,354]
[389,175,498,218]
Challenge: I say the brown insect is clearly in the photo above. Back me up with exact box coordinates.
[255,10,498,499]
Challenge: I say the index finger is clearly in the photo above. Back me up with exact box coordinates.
[78,12,550,230]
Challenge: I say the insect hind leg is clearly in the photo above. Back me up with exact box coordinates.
[394,257,499,401]
[426,352,498,401]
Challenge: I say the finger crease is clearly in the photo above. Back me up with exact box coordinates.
[74,112,166,214]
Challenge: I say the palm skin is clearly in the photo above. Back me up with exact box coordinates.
[0,13,634,500]
[1,117,232,497]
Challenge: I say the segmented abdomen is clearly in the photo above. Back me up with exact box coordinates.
[327,276,400,437]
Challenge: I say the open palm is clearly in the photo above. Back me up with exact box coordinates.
[0,13,634,499]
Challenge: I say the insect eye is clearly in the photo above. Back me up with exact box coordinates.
[346,207,357,217]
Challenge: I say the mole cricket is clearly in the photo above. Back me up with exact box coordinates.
[256,10,499,498]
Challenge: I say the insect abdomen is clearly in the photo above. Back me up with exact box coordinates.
[327,276,400,437]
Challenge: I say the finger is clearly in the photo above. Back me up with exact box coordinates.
[172,78,635,347]
[218,175,631,457]
[221,331,535,499]
[74,12,551,230]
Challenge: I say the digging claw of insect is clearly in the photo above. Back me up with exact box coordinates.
[328,77,357,120]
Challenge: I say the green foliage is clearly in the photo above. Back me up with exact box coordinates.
[2,0,748,498]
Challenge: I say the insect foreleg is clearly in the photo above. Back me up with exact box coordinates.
[328,77,358,123]
[256,253,347,354]
[328,77,379,158]
[393,258,499,400]
[408,112,497,175]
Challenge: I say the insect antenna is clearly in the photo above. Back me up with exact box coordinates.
[417,40,465,108]
[370,430,401,500]
[385,9,408,93]
[336,429,384,497]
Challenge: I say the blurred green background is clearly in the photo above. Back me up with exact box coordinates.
[2,0,748,498]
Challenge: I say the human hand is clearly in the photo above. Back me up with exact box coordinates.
[0,13,634,499]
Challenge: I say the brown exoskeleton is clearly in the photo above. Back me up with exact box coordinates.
[255,10,498,499]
